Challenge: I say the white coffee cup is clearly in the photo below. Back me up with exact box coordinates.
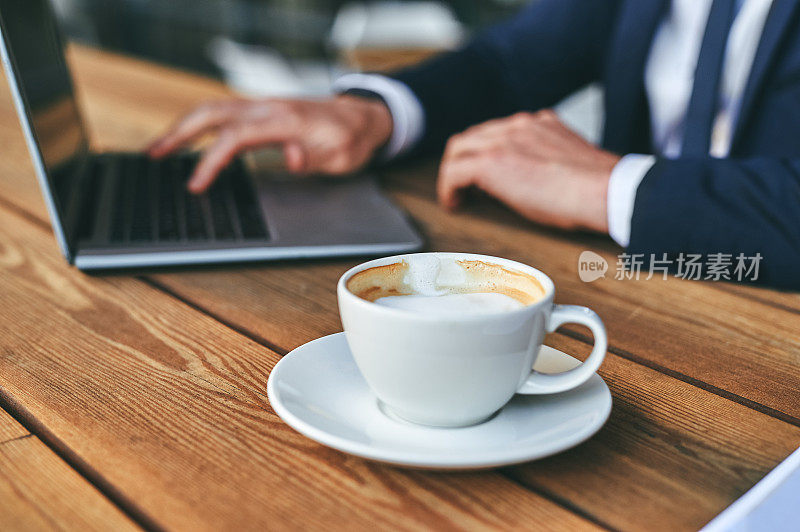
[337,252,607,427]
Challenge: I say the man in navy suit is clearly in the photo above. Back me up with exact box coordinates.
[150,0,800,287]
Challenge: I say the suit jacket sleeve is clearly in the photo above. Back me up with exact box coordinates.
[388,0,620,155]
[629,158,800,288]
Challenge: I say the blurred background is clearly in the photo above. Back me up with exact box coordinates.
[50,0,601,141]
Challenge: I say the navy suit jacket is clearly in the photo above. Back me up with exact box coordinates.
[389,0,800,288]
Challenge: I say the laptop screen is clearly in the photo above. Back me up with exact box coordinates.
[0,0,88,258]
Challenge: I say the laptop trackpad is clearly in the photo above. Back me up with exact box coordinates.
[254,175,420,247]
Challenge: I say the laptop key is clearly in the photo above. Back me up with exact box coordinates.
[174,156,207,240]
[76,159,103,241]
[130,158,152,241]
[148,159,160,241]
[172,159,189,240]
[110,159,131,242]
[147,154,265,243]
[230,164,268,240]
[158,194,178,240]
[184,189,207,240]
[208,177,236,240]
[157,161,179,241]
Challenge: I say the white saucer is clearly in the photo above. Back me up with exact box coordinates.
[267,333,612,469]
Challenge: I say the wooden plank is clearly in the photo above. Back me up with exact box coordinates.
[0,200,596,530]
[0,409,27,443]
[0,409,139,531]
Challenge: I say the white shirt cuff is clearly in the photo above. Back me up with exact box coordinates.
[607,154,656,247]
[333,73,425,159]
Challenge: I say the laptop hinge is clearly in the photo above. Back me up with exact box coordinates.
[62,151,93,263]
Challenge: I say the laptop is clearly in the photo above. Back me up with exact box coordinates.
[0,0,423,270]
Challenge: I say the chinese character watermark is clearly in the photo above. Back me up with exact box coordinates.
[614,253,644,280]
[579,252,762,282]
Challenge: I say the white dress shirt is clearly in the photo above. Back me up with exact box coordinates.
[334,0,773,246]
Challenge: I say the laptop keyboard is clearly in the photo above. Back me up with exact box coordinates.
[78,153,268,244]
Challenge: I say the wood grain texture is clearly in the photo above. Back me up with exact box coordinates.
[0,410,139,531]
[0,44,798,531]
[0,198,595,530]
[0,408,28,443]
[517,335,800,531]
[717,282,800,314]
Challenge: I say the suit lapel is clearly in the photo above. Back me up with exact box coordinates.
[603,0,668,153]
[731,0,800,151]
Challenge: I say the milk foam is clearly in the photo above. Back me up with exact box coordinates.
[374,292,524,315]
[403,255,471,296]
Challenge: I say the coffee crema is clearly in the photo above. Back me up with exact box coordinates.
[346,257,545,314]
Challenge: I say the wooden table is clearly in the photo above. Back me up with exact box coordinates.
[0,46,798,532]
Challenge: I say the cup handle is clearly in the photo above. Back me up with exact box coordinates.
[516,304,607,395]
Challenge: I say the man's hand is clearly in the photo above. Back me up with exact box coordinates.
[438,110,620,233]
[148,96,393,193]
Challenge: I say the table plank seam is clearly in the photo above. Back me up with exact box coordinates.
[0,432,32,447]
[497,472,618,531]
[0,190,52,233]
[559,328,800,428]
[0,387,164,532]
[139,276,287,356]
